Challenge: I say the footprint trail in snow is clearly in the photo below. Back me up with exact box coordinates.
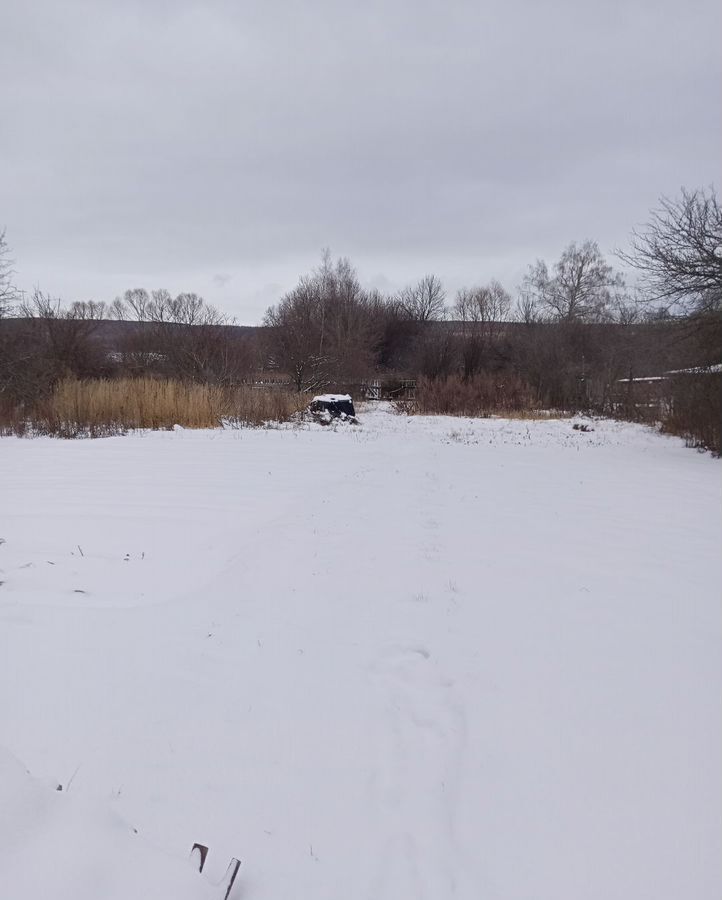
[368,644,475,899]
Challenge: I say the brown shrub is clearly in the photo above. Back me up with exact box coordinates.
[411,374,537,417]
[661,372,721,455]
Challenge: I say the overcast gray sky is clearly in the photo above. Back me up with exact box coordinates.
[1,0,719,323]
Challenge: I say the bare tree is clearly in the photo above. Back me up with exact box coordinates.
[108,296,129,320]
[455,280,511,331]
[265,283,330,392]
[264,253,381,391]
[0,229,19,318]
[69,299,107,320]
[167,292,215,326]
[514,290,540,325]
[522,240,625,322]
[610,289,642,326]
[120,288,150,320]
[367,291,419,372]
[617,187,722,315]
[145,289,173,322]
[18,288,108,381]
[397,274,447,322]
[110,287,239,381]
[453,281,512,378]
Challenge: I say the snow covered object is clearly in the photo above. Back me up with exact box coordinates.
[0,747,219,900]
[190,843,241,900]
[309,393,357,423]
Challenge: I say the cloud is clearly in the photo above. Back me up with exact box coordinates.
[1,0,719,323]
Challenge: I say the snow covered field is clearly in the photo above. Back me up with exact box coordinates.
[1,405,720,899]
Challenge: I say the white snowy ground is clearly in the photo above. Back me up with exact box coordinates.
[0,405,720,900]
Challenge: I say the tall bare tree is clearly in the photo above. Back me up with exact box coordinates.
[397,274,447,322]
[617,187,722,315]
[455,280,511,332]
[118,287,150,320]
[514,291,540,325]
[522,240,625,323]
[264,253,381,391]
[265,282,330,392]
[454,281,512,378]
[0,228,19,318]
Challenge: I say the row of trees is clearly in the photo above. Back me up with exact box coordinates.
[3,187,718,327]
[2,187,720,412]
[258,188,719,414]
[261,190,720,391]
[263,239,641,386]
[0,282,257,406]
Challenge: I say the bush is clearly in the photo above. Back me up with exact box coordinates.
[662,373,721,455]
[411,374,537,417]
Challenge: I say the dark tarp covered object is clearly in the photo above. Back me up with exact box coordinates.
[309,394,356,418]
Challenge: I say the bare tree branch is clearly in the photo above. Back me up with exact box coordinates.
[617,187,722,315]
[0,229,19,318]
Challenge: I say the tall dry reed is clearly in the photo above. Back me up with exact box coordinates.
[1,378,306,437]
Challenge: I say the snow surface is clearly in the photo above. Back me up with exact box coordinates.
[1,405,720,899]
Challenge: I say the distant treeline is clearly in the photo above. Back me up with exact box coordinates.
[1,187,720,449]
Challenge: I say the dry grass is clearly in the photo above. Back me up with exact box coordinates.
[1,378,306,437]
[487,408,568,421]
